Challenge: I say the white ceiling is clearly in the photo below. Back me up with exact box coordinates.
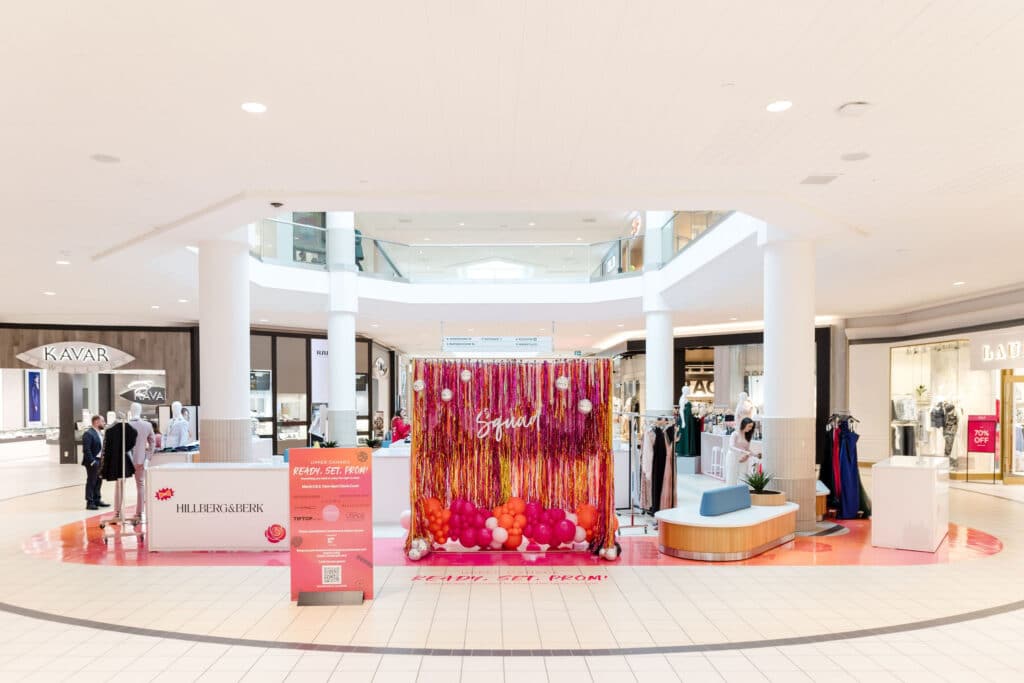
[2,1,1024,351]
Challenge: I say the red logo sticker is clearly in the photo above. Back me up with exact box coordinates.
[155,488,174,501]
[265,524,287,544]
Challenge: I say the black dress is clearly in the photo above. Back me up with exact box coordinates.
[101,422,138,481]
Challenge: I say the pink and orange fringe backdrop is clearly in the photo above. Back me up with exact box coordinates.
[405,358,615,551]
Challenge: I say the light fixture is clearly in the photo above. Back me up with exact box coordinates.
[729,317,738,321]
[528,222,536,227]
[177,298,189,303]
[371,323,379,328]
[90,153,120,163]
[584,333,592,337]
[766,100,792,113]
[576,237,583,241]
[55,259,71,266]
[840,152,871,162]
[43,291,56,296]
[258,318,269,323]
[241,102,267,113]
[150,305,160,310]
[458,222,465,227]
[953,281,966,287]
[617,323,625,328]
[423,237,431,242]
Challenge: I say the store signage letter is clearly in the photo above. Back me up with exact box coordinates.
[16,342,135,372]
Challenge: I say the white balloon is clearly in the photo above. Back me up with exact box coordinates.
[577,398,593,414]
[399,510,412,530]
[565,512,578,524]
[491,527,509,544]
[491,539,503,549]
[485,516,499,530]
[598,548,607,559]
[413,379,425,392]
[441,388,453,402]
[555,375,570,391]
[409,549,422,561]
[574,525,586,543]
[460,369,472,383]
[604,547,618,561]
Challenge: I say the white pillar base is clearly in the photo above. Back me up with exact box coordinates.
[199,418,254,462]
[760,416,816,531]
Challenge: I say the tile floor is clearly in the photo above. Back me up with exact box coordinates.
[2,454,1024,680]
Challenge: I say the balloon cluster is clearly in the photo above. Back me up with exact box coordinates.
[411,496,605,554]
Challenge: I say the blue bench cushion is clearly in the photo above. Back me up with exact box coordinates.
[699,485,752,516]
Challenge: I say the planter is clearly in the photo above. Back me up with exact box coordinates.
[750,490,786,506]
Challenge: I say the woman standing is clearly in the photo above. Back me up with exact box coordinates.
[726,417,759,486]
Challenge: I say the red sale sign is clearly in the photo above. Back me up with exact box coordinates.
[289,448,374,601]
[967,415,998,454]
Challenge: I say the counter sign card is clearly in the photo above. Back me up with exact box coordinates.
[289,448,373,602]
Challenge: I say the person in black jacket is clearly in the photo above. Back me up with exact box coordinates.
[82,415,110,510]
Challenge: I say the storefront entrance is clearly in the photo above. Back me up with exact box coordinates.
[1002,371,1024,484]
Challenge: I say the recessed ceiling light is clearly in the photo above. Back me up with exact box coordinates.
[423,237,431,242]
[398,218,413,224]
[177,298,189,303]
[837,101,871,117]
[584,333,592,337]
[358,179,369,184]
[840,152,871,162]
[766,100,792,113]
[258,318,269,323]
[43,291,56,296]
[150,305,160,310]
[729,317,738,321]
[371,323,379,328]
[90,153,120,163]
[55,259,71,266]
[528,222,536,227]
[800,174,839,185]
[576,237,583,241]
[953,281,966,287]
[582,217,597,224]
[617,323,625,328]
[241,102,267,113]
[458,222,465,227]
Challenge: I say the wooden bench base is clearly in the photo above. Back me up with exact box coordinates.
[655,504,798,562]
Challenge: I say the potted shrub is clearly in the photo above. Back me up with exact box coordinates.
[744,471,786,506]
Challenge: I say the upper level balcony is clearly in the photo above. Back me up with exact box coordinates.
[248,211,732,284]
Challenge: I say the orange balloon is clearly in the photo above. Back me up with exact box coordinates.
[429,521,440,533]
[425,497,442,513]
[610,515,619,533]
[513,514,527,529]
[585,528,594,541]
[503,533,522,550]
[576,504,598,530]
[441,509,452,522]
[507,497,526,515]
[499,513,514,529]
[492,506,504,519]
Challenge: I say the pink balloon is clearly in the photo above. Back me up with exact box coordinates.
[478,527,493,547]
[555,519,575,544]
[399,510,411,530]
[548,509,566,523]
[523,523,534,538]
[534,523,553,545]
[474,512,486,528]
[461,527,479,548]
[525,501,542,520]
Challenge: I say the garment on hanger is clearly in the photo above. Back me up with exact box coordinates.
[940,402,959,457]
[648,425,674,514]
[164,417,191,449]
[101,422,138,481]
[678,402,698,456]
[835,420,871,519]
[640,427,655,510]
[658,424,677,512]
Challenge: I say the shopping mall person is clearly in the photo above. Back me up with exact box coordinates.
[82,415,109,510]
[726,417,759,486]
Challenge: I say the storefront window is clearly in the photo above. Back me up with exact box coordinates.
[250,336,274,438]
[889,340,1000,477]
[276,337,308,454]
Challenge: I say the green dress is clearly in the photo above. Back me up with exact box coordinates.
[677,401,697,456]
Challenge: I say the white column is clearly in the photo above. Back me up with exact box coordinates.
[642,212,675,417]
[326,211,358,446]
[830,319,849,414]
[643,210,674,270]
[198,230,253,462]
[760,227,816,531]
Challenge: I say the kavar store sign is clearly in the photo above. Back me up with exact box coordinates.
[17,342,135,373]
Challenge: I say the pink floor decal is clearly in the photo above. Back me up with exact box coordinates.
[22,510,1002,568]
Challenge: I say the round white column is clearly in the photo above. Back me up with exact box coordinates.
[198,232,253,462]
[644,310,674,417]
[326,211,358,446]
[761,234,816,531]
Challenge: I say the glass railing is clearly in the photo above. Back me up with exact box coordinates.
[250,212,733,282]
[357,237,645,283]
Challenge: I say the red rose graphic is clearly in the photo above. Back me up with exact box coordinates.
[265,524,287,544]
[155,488,174,501]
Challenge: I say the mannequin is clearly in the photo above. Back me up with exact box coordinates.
[735,392,755,422]
[677,387,698,457]
[309,404,326,445]
[127,402,155,521]
[164,401,191,450]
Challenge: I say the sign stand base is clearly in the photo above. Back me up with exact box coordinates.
[297,591,364,606]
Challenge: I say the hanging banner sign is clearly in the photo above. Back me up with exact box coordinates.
[441,336,553,353]
[17,342,134,372]
[289,448,374,601]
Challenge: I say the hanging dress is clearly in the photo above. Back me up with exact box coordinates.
[659,425,677,511]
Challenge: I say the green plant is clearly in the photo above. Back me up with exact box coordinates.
[915,384,928,398]
[365,438,382,449]
[320,440,338,448]
[743,470,774,493]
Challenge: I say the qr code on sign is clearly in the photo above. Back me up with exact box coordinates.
[322,565,342,585]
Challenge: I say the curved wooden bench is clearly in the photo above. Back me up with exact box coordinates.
[654,502,799,561]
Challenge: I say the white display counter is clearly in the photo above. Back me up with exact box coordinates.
[613,442,630,508]
[147,463,289,551]
[373,443,410,525]
[871,456,949,552]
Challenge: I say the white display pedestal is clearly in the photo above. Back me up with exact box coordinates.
[147,463,289,551]
[373,443,410,525]
[701,433,728,481]
[871,456,949,552]
[613,442,630,508]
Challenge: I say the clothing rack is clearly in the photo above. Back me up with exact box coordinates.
[825,413,859,431]
[613,411,654,534]
[99,417,144,545]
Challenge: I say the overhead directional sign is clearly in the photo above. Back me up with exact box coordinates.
[441,336,553,353]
